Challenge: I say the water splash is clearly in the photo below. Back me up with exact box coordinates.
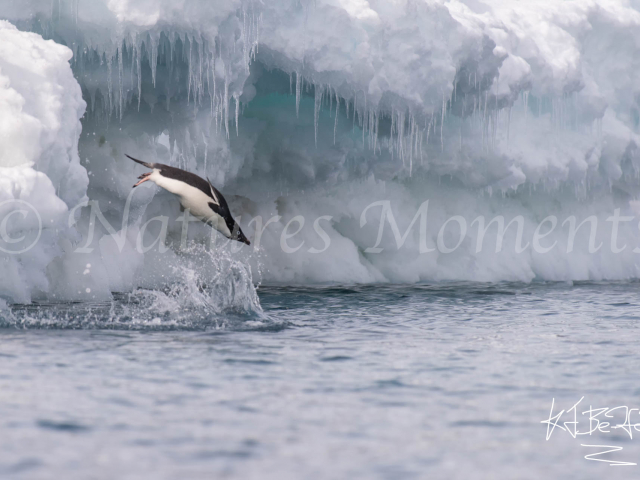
[1,245,270,331]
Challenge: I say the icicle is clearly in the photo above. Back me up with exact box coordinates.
[441,94,445,152]
[224,73,229,139]
[214,93,219,133]
[89,87,95,113]
[107,52,113,116]
[329,87,333,116]
[257,12,262,55]
[365,109,373,150]
[538,96,541,117]
[289,72,293,96]
[168,32,175,81]
[414,114,418,166]
[150,34,158,88]
[212,54,217,116]
[473,94,477,120]
[374,111,379,154]
[333,93,339,145]
[207,51,212,113]
[419,125,424,165]
[454,74,457,103]
[243,6,249,73]
[235,95,240,136]
[409,114,414,176]
[137,38,142,112]
[362,94,368,148]
[257,13,262,54]
[399,110,405,165]
[390,108,395,158]
[187,37,193,104]
[314,84,322,147]
[367,109,372,149]
[481,96,485,151]
[484,91,488,122]
[214,92,218,133]
[198,39,204,105]
[118,45,123,120]
[353,92,357,131]
[203,132,208,174]
[362,108,366,148]
[295,71,301,117]
[130,40,136,105]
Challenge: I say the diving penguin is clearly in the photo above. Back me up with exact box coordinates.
[127,154,250,245]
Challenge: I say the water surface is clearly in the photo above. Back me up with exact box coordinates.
[1,282,640,479]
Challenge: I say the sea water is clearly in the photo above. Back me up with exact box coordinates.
[1,282,640,479]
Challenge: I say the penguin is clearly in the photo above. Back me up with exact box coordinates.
[126,154,250,245]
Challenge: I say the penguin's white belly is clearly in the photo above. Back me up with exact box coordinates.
[152,173,232,237]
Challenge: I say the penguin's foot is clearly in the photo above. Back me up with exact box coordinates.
[133,172,151,188]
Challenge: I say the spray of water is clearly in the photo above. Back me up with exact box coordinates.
[0,244,271,330]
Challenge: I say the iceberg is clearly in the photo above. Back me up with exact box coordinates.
[1,0,640,303]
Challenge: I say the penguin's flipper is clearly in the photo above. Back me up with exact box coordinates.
[206,177,220,206]
[126,154,155,169]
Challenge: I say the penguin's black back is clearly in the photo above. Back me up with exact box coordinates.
[155,164,232,220]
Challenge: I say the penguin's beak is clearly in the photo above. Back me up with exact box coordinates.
[236,229,251,246]
[133,173,151,188]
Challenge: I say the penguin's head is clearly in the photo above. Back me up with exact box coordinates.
[233,225,251,246]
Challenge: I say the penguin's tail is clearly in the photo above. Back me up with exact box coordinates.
[125,154,155,169]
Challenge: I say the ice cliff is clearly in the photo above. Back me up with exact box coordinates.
[1,0,640,303]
